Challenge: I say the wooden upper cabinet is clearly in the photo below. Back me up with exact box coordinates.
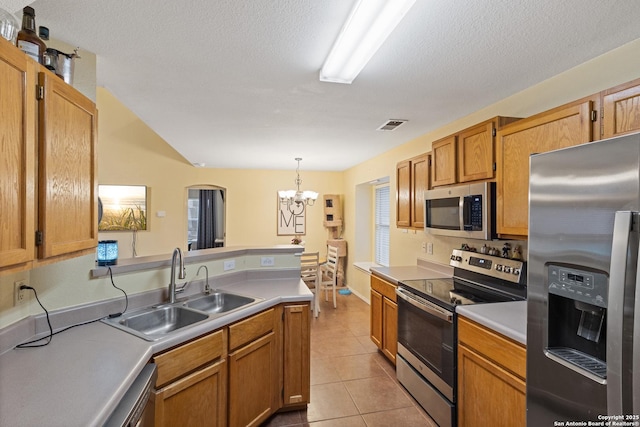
[396,159,411,227]
[431,135,457,187]
[1,38,98,272]
[458,121,496,182]
[496,97,596,238]
[0,38,36,269]
[410,153,430,228]
[37,70,98,259]
[602,78,640,139]
[396,154,430,228]
[433,117,521,188]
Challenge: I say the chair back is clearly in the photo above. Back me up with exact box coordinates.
[325,246,339,275]
[300,252,320,284]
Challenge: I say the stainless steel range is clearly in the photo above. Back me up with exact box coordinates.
[396,249,526,427]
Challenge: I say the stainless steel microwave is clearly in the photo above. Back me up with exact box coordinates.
[424,182,496,240]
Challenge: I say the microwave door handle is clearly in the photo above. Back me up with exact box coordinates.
[459,196,465,230]
[607,211,636,415]
[396,288,453,323]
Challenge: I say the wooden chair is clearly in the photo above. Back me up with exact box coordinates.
[300,251,320,317]
[320,245,339,309]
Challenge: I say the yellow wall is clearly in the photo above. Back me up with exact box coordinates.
[97,87,344,257]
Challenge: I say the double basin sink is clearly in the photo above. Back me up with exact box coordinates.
[102,291,263,341]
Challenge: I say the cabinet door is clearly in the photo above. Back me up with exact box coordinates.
[458,345,525,427]
[282,304,310,408]
[152,359,227,427]
[38,71,98,258]
[396,159,411,227]
[602,78,640,139]
[228,331,278,427]
[496,99,594,237]
[458,121,495,182]
[370,289,383,350]
[0,39,36,269]
[382,297,397,365]
[431,136,457,187]
[410,154,430,228]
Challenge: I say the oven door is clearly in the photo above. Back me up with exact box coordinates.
[396,287,455,400]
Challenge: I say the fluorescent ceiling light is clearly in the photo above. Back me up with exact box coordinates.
[320,0,416,84]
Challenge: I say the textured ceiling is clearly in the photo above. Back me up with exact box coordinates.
[5,0,640,171]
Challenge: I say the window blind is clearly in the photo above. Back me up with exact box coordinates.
[375,185,390,266]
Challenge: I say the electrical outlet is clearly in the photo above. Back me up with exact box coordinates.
[261,257,275,267]
[223,259,235,271]
[421,242,427,252]
[14,281,27,306]
[427,242,434,255]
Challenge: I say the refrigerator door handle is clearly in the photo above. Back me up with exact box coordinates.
[607,211,635,415]
[634,251,640,415]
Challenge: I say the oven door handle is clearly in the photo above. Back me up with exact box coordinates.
[396,288,453,323]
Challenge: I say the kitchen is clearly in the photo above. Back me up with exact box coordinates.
[2,1,640,426]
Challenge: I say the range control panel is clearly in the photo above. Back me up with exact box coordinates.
[449,249,524,284]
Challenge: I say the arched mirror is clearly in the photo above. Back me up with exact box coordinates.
[187,185,226,250]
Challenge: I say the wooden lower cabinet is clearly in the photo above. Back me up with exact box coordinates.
[150,330,227,427]
[228,308,280,427]
[228,332,278,427]
[148,303,311,427]
[282,304,310,409]
[457,316,526,427]
[381,297,398,362]
[370,289,383,349]
[151,359,226,427]
[370,275,398,364]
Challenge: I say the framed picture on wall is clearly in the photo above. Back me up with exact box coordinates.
[98,185,148,231]
[277,196,306,236]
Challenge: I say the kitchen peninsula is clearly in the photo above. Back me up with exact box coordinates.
[0,246,312,426]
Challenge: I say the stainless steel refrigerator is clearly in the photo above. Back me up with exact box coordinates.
[527,131,640,425]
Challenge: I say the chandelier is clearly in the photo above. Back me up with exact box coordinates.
[278,158,318,212]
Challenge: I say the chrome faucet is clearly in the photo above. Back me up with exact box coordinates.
[197,265,211,294]
[169,247,186,303]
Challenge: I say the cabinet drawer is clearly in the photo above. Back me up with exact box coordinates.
[371,275,397,302]
[154,329,225,387]
[229,308,275,351]
[458,316,526,380]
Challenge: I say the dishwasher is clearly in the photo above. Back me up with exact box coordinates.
[104,363,157,427]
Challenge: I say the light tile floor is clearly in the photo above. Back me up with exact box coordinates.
[262,291,438,426]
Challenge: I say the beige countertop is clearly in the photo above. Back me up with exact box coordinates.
[456,300,527,345]
[369,259,454,284]
[0,277,312,427]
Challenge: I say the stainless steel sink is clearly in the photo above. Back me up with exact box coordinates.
[104,305,209,341]
[185,292,260,314]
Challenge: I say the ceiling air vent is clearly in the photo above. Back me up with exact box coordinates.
[377,119,407,131]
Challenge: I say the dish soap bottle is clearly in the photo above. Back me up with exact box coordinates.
[16,6,46,64]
